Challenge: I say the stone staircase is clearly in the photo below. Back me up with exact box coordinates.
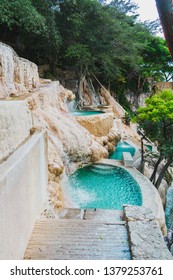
[24,208,131,260]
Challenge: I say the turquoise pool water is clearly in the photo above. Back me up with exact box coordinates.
[72,110,104,116]
[109,141,136,160]
[67,164,142,210]
[145,144,153,152]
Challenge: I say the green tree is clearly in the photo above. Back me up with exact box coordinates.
[0,0,61,69]
[31,0,61,71]
[65,44,92,77]
[57,0,150,89]
[1,0,167,108]
[123,35,173,108]
[142,36,173,82]
[0,0,46,34]
[0,0,47,47]
[133,89,173,188]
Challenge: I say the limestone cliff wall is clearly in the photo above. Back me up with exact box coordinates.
[0,42,39,98]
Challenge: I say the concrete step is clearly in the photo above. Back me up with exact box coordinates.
[55,208,124,222]
[24,218,131,260]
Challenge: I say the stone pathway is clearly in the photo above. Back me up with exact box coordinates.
[24,209,131,260]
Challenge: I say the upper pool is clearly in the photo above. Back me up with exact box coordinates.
[72,110,105,116]
[109,141,136,160]
[66,164,142,210]
[145,144,153,152]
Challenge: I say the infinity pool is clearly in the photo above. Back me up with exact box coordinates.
[72,110,104,116]
[67,164,142,210]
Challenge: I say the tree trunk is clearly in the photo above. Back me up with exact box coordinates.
[155,158,172,189]
[139,136,145,173]
[150,156,162,184]
[77,68,85,108]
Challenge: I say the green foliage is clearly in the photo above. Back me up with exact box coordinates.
[31,0,61,48]
[135,90,173,123]
[133,89,173,187]
[142,36,173,82]
[133,89,173,158]
[109,0,138,14]
[44,71,57,80]
[0,0,46,34]
[65,44,92,73]
[1,0,171,107]
[119,30,173,96]
[0,0,61,67]
[30,0,61,68]
[57,0,150,87]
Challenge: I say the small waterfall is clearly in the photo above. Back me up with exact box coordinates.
[91,90,101,106]
[88,78,101,106]
[60,171,77,208]
[165,182,173,230]
[67,99,77,112]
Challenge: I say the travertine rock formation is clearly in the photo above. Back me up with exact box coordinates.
[0,42,120,211]
[0,43,134,213]
[26,81,115,210]
[0,42,39,98]
[75,113,114,137]
[26,81,108,170]
[100,87,126,118]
